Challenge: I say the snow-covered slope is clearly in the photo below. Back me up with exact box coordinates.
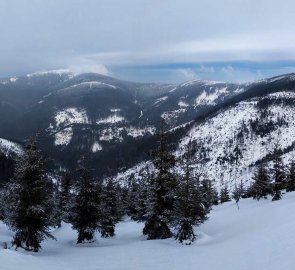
[117,84,295,190]
[1,193,295,270]
[177,90,295,190]
[0,138,22,157]
[144,80,248,128]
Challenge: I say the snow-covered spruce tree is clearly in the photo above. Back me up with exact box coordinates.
[286,159,295,192]
[200,178,218,212]
[127,179,140,220]
[251,161,271,200]
[48,181,62,228]
[119,185,130,215]
[219,184,231,204]
[5,136,54,252]
[0,184,16,221]
[239,180,250,199]
[115,183,128,221]
[143,120,177,240]
[57,171,72,224]
[212,187,219,205]
[271,147,285,201]
[0,188,8,221]
[232,181,246,208]
[100,178,120,238]
[134,175,150,222]
[174,142,207,245]
[232,184,241,205]
[71,157,100,244]
[128,169,152,222]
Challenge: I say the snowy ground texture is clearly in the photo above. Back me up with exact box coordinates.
[1,192,295,270]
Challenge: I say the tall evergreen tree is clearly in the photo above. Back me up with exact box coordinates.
[126,177,141,221]
[57,172,72,224]
[135,176,150,222]
[143,120,177,240]
[271,147,285,201]
[174,142,207,244]
[128,170,150,222]
[286,159,295,192]
[251,162,271,200]
[114,183,128,221]
[71,157,100,244]
[212,187,219,205]
[49,181,62,228]
[232,181,246,208]
[119,185,130,217]
[4,136,54,252]
[219,184,231,203]
[0,187,9,221]
[200,178,217,212]
[100,178,120,238]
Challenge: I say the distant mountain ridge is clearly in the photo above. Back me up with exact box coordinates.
[1,71,295,182]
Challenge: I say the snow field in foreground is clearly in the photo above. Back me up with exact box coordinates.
[1,192,295,270]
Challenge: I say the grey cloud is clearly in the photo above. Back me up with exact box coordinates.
[0,0,295,78]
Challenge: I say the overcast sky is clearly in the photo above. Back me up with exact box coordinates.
[1,0,295,82]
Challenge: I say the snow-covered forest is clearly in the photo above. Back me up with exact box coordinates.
[1,121,295,269]
[2,0,295,269]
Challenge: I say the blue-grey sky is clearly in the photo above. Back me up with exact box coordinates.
[1,0,295,83]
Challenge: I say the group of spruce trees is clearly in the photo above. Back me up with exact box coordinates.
[0,137,123,252]
[217,146,295,206]
[125,124,218,245]
[250,147,295,201]
[0,123,219,251]
[4,125,292,252]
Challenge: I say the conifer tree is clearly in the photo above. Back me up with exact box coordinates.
[200,178,217,212]
[127,170,150,222]
[286,160,295,192]
[219,184,231,203]
[212,187,219,205]
[135,177,150,222]
[143,120,177,240]
[57,172,72,224]
[120,185,130,215]
[49,182,62,228]
[127,179,140,220]
[71,157,100,244]
[115,183,128,221]
[239,180,249,199]
[174,142,207,244]
[100,178,120,238]
[271,147,285,201]
[232,181,246,208]
[0,188,8,221]
[251,162,271,200]
[5,136,54,252]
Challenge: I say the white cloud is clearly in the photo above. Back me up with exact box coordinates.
[177,68,197,81]
[199,65,215,73]
[221,65,235,74]
[68,59,109,75]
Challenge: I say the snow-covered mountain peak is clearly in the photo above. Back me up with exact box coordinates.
[26,69,74,78]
